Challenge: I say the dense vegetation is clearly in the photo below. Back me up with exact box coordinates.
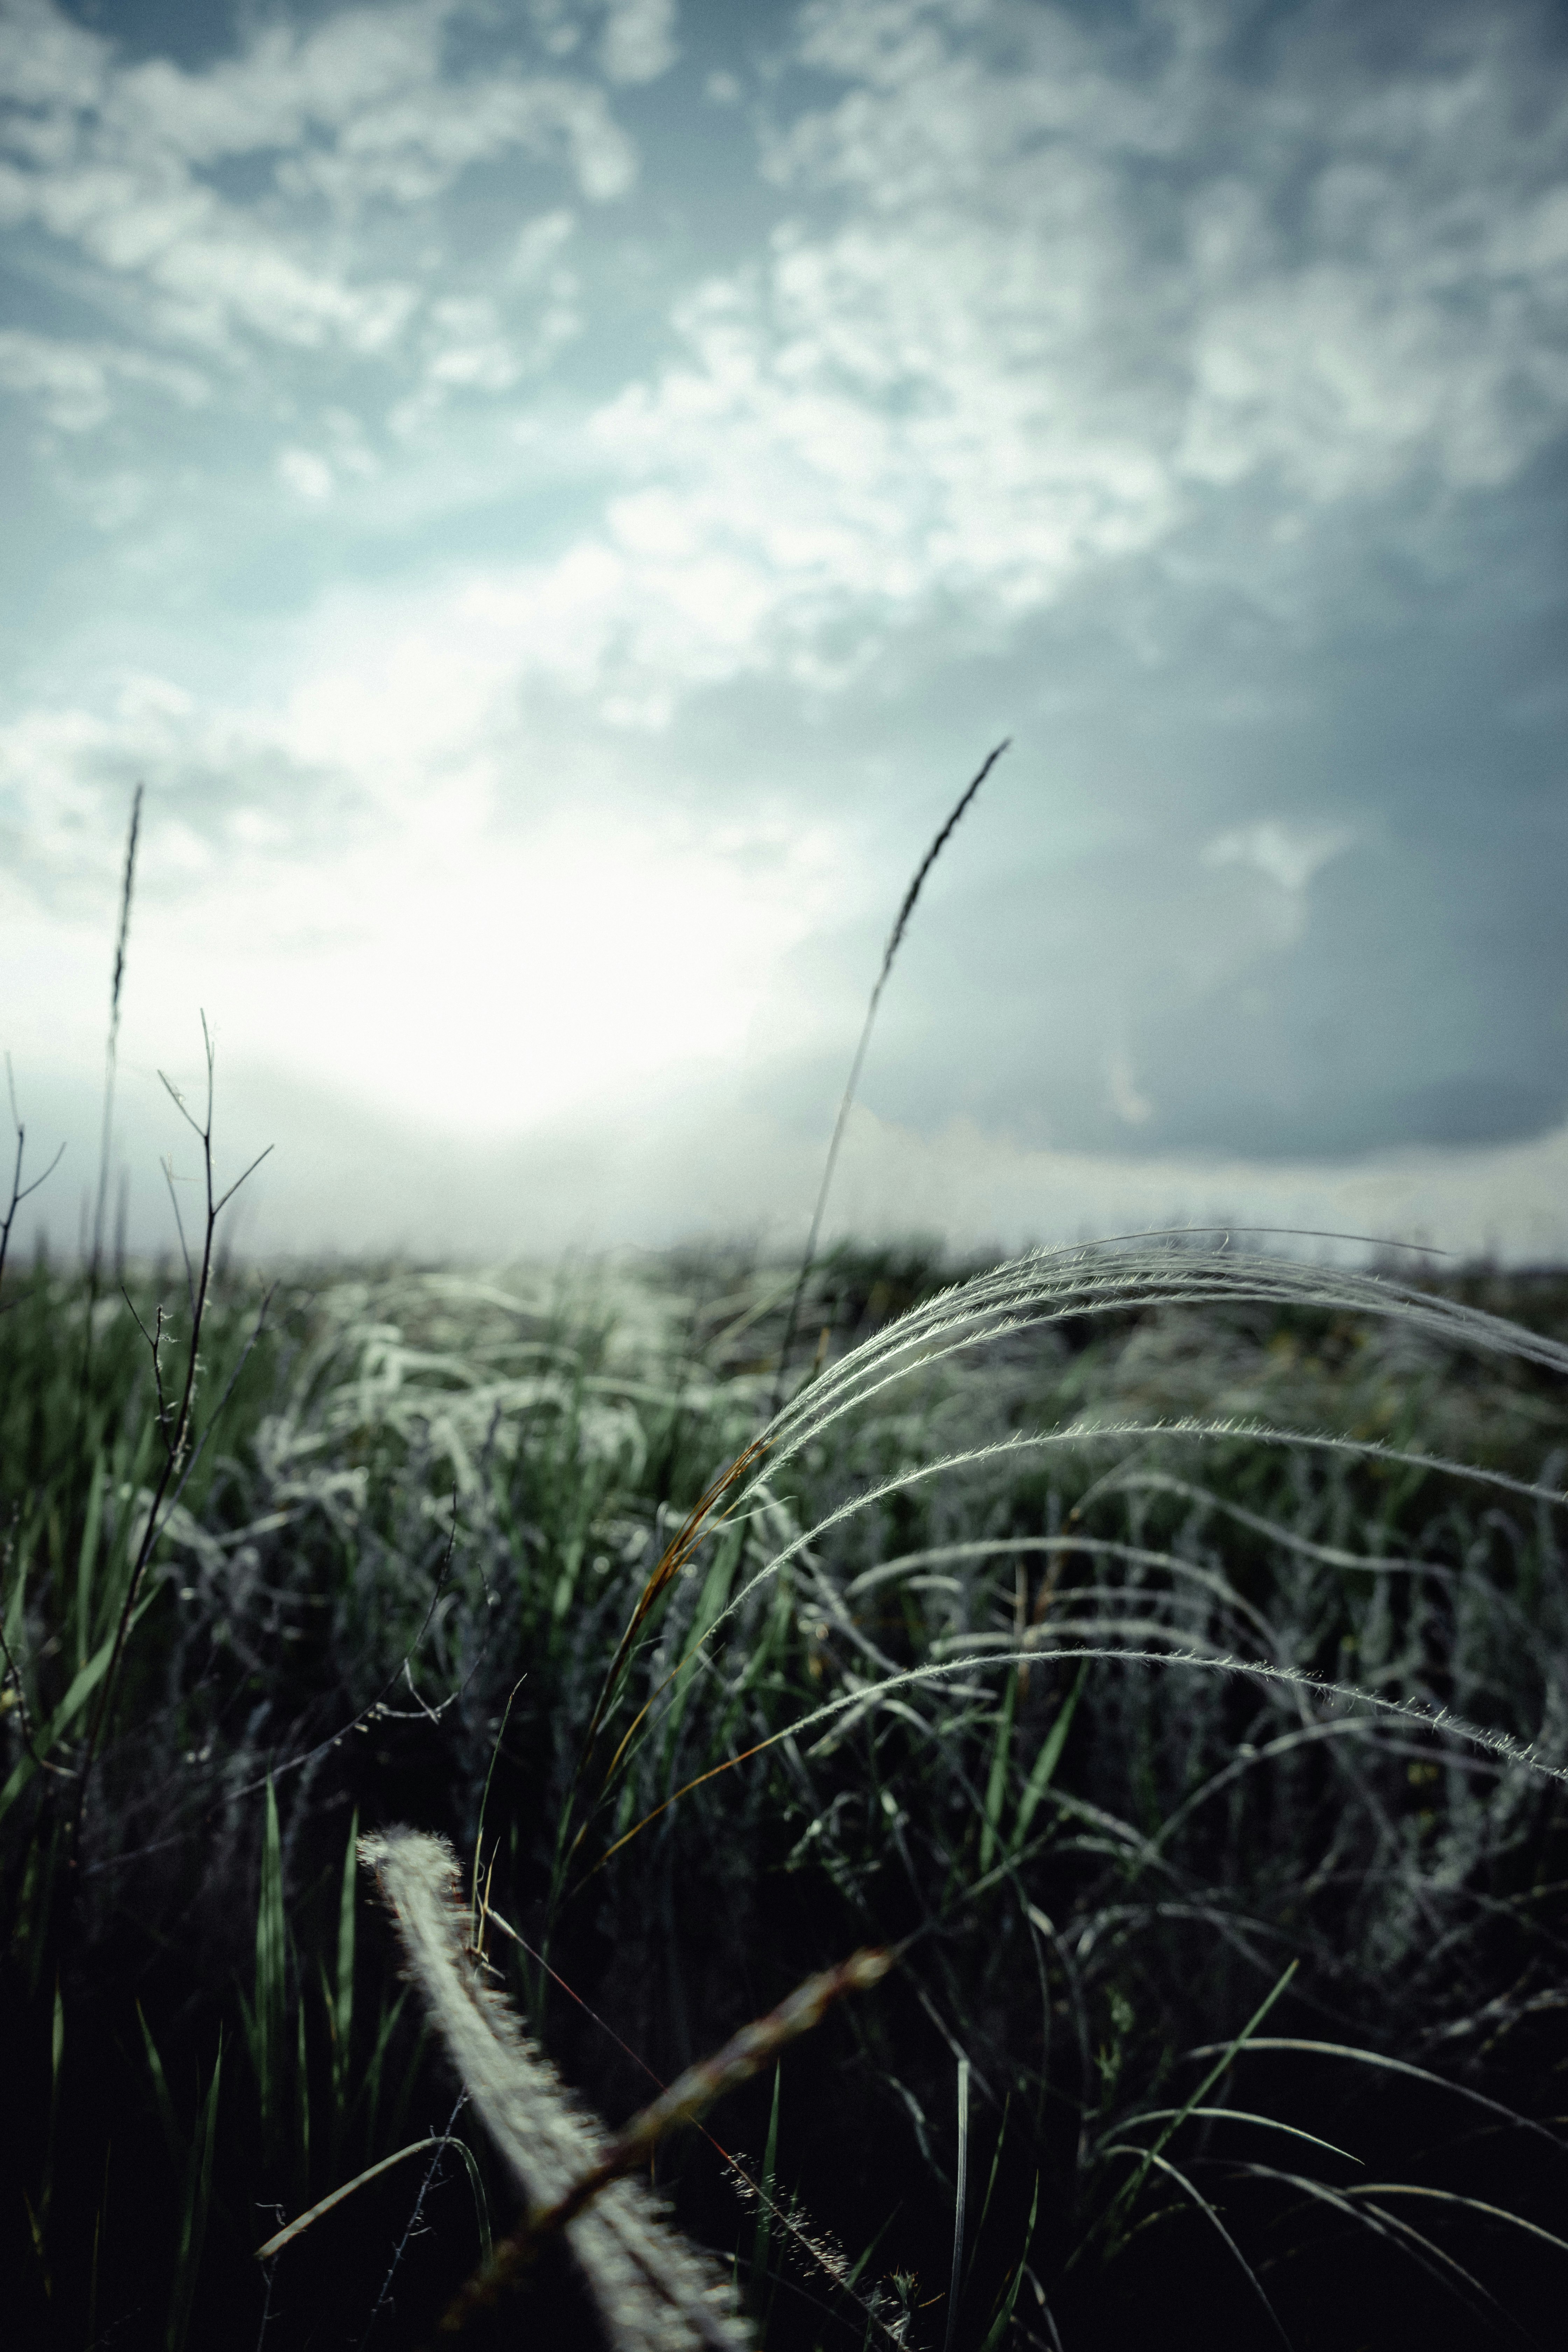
[5,1201,1568,2349]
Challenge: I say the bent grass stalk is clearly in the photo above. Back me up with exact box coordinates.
[618,1240,1568,1756]
[475,1903,912,2348]
[356,1828,897,2342]
[358,1826,890,2343]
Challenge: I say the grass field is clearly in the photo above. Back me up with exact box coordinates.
[5,1191,1568,2347]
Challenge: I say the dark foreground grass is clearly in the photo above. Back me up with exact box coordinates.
[4,1224,1568,2350]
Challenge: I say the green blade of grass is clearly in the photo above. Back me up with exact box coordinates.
[750,2060,783,2300]
[253,1778,286,2166]
[166,2036,221,2352]
[136,2002,181,2168]
[1101,2142,1292,2347]
[329,1804,357,2163]
[73,1455,105,1676]
[1099,1959,1298,2254]
[256,2131,493,2263]
[978,1675,1015,1877]
[1012,1660,1086,1850]
[977,2169,1038,2352]
[0,1580,161,1826]
[942,2054,970,2352]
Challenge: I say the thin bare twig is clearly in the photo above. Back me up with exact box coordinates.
[0,1056,66,1311]
[70,1020,271,1855]
[0,1566,75,1784]
[82,1488,461,1877]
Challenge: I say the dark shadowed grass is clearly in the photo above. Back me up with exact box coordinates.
[4,1214,1568,2348]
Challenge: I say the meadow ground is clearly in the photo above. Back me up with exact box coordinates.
[4,1229,1568,2350]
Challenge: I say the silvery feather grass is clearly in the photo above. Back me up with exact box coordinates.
[654,1242,1568,1792]
[362,1824,892,2343]
[360,1825,753,2350]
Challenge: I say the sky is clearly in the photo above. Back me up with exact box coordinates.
[2,0,1566,1267]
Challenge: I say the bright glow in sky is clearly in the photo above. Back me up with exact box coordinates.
[3,0,1567,1262]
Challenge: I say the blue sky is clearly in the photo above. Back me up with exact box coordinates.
[2,0,1567,1262]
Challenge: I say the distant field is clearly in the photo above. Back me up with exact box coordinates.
[4,1237,1567,2350]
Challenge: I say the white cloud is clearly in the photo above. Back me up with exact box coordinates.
[509,207,576,281]
[0,0,105,115]
[486,0,1565,711]
[423,297,523,391]
[277,72,636,210]
[389,276,579,432]
[1179,173,1568,498]
[7,0,1562,721]
[0,676,364,923]
[3,0,1566,1212]
[1106,1048,1155,1130]
[0,642,855,1146]
[597,0,679,88]
[0,327,208,432]
[786,0,1568,493]
[0,0,636,400]
[277,445,335,499]
[1203,821,1358,897]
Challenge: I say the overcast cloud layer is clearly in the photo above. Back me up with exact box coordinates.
[2,0,1566,1264]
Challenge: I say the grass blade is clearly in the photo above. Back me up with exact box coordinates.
[167,2036,221,2352]
[750,2062,782,2301]
[1100,1960,1298,2252]
[977,2169,1038,2352]
[943,2055,970,2352]
[253,1778,287,2168]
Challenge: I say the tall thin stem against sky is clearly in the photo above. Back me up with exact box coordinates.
[771,742,1009,1416]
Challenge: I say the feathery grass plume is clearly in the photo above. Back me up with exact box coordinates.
[734,1239,1568,1611]
[360,1826,754,2349]
[770,741,1009,1418]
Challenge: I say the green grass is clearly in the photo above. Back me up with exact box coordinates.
[4,1218,1568,2348]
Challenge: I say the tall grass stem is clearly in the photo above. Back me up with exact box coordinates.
[943,2054,971,2352]
[89,782,143,1297]
[769,741,1009,1418]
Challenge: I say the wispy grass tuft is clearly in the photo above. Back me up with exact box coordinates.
[361,1823,758,2347]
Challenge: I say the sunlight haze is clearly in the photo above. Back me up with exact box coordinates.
[3,0,1566,1261]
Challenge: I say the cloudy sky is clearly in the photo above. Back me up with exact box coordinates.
[2,0,1566,1265]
